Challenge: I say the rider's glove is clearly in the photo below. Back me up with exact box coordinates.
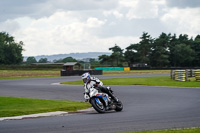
[84,93,90,102]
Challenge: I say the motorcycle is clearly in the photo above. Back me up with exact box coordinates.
[87,87,123,113]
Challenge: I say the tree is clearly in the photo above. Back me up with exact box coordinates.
[99,32,200,67]
[0,32,24,64]
[55,57,77,63]
[173,44,194,67]
[191,35,200,66]
[168,34,179,67]
[89,58,99,65]
[99,45,124,66]
[62,57,77,63]
[26,57,37,64]
[109,44,124,66]
[137,32,153,64]
[124,43,140,66]
[99,54,111,65]
[168,34,195,67]
[149,33,170,67]
[38,58,48,63]
[178,34,191,45]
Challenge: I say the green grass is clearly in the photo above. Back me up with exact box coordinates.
[61,76,200,87]
[0,70,60,80]
[126,128,200,133]
[0,97,90,117]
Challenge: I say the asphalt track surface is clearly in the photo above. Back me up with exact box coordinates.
[0,74,200,133]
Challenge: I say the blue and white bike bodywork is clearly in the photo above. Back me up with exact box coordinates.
[88,87,123,113]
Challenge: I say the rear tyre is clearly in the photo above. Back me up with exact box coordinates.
[115,101,123,112]
[91,98,106,113]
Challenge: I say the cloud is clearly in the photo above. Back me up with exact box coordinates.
[161,7,200,37]
[0,0,118,22]
[0,0,49,22]
[10,10,138,56]
[103,10,123,19]
[0,20,20,33]
[48,0,117,10]
[119,0,138,8]
[0,0,200,56]
[166,0,200,8]
[86,17,106,28]
[119,0,165,20]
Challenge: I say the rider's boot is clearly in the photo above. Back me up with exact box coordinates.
[99,86,119,102]
[107,91,119,102]
[106,87,119,102]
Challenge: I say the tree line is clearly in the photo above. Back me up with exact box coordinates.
[1,32,200,68]
[99,32,200,67]
[25,56,78,64]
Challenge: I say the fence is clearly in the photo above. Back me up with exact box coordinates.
[124,67,130,71]
[95,67,130,71]
[95,67,124,71]
[131,67,200,70]
[171,69,200,81]
[61,70,102,76]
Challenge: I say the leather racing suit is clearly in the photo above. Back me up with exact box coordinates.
[83,77,117,102]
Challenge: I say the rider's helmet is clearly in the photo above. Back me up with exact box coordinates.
[81,72,91,84]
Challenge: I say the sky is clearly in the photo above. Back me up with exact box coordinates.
[0,0,200,56]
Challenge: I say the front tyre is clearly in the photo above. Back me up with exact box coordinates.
[91,98,106,113]
[115,101,123,112]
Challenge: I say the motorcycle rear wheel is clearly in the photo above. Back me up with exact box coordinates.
[115,101,123,112]
[91,98,106,113]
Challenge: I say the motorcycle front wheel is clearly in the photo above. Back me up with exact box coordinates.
[91,98,106,113]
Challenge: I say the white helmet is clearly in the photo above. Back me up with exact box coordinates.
[81,72,91,84]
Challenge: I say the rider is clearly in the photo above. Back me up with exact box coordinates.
[81,72,118,102]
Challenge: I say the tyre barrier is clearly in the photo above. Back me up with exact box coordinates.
[171,69,200,81]
[195,70,200,81]
[175,70,187,81]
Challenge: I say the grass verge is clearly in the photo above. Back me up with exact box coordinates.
[0,97,90,117]
[0,70,60,80]
[126,128,200,133]
[61,76,200,87]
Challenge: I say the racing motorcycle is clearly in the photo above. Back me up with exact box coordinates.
[87,87,123,113]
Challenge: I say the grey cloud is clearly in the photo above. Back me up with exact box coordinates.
[0,0,117,22]
[94,17,167,39]
[0,20,20,33]
[49,0,117,10]
[0,0,48,21]
[166,0,200,8]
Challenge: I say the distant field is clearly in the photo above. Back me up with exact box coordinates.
[103,70,170,75]
[0,70,60,80]
[0,70,170,80]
